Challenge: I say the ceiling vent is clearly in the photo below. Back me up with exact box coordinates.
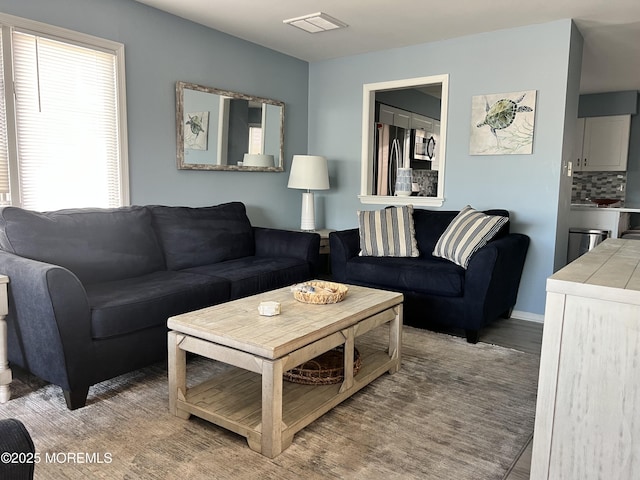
[283,12,348,33]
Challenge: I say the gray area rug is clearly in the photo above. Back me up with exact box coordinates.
[1,326,539,479]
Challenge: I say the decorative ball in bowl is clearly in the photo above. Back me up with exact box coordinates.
[292,281,348,304]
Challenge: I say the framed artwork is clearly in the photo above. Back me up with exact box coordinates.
[184,111,209,151]
[469,90,536,155]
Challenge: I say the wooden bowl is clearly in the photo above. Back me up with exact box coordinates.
[590,198,620,207]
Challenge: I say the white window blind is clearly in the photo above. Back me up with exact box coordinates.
[11,31,122,211]
[0,32,10,201]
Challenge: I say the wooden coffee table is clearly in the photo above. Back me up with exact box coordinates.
[167,282,403,458]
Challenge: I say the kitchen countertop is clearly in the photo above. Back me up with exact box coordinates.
[571,203,640,213]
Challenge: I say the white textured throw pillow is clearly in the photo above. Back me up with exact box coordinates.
[358,205,419,257]
[433,205,508,268]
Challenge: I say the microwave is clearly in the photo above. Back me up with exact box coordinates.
[411,128,437,163]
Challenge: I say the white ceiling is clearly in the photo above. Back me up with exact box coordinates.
[135,0,640,94]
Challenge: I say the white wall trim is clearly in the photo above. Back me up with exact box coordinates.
[360,73,449,205]
[512,310,544,323]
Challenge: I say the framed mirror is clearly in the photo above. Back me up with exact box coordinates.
[176,81,284,171]
[359,74,449,206]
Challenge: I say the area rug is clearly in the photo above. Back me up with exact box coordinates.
[0,326,539,480]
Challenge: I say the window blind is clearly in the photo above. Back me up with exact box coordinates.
[0,32,10,198]
[12,31,121,211]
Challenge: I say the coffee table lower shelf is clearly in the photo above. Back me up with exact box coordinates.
[175,346,394,455]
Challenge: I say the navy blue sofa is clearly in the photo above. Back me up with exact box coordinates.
[330,208,529,343]
[0,202,319,409]
[0,419,34,480]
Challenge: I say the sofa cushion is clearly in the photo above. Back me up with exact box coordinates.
[412,209,510,258]
[412,209,459,255]
[183,256,311,299]
[85,271,230,339]
[0,206,165,284]
[358,205,419,257]
[346,256,465,297]
[433,205,509,268]
[150,202,255,270]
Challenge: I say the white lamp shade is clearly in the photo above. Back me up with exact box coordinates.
[242,153,274,167]
[287,155,329,190]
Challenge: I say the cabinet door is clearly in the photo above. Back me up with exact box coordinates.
[547,296,640,479]
[378,105,394,125]
[378,104,410,129]
[573,118,585,171]
[582,115,631,171]
[394,110,411,129]
[410,113,433,132]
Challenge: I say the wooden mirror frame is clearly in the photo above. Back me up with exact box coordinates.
[176,81,284,172]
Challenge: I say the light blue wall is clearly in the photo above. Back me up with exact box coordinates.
[182,90,221,166]
[308,20,578,317]
[0,0,309,228]
[2,1,580,316]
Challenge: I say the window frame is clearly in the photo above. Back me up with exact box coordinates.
[0,12,129,208]
[359,74,449,207]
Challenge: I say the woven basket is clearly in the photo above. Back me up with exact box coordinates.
[292,281,348,304]
[284,347,361,385]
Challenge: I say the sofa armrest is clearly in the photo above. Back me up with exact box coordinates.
[253,227,320,267]
[0,418,35,480]
[0,251,93,392]
[329,229,360,282]
[463,233,530,328]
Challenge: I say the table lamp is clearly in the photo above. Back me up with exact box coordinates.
[287,155,329,231]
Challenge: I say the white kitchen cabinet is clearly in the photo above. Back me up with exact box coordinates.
[573,115,631,171]
[530,239,640,480]
[572,117,586,171]
[378,104,410,129]
[379,104,440,135]
[410,113,433,132]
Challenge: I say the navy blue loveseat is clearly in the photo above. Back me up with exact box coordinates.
[0,202,319,409]
[330,208,529,343]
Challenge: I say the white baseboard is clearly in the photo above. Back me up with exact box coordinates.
[511,310,544,323]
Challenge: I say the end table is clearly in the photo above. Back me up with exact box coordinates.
[314,229,334,275]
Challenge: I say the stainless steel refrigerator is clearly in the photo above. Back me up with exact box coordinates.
[373,123,410,196]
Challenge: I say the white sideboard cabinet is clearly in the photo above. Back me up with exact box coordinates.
[530,239,640,479]
[573,115,631,172]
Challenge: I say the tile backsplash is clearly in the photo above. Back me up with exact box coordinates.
[571,171,626,204]
[412,170,438,197]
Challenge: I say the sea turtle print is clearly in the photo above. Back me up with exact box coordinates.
[476,93,533,142]
[186,114,205,138]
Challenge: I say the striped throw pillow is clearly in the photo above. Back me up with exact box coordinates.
[358,205,419,257]
[433,205,508,268]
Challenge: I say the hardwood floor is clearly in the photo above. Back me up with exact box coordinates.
[482,316,543,480]
[481,316,543,355]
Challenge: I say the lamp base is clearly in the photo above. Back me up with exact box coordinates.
[300,192,316,231]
